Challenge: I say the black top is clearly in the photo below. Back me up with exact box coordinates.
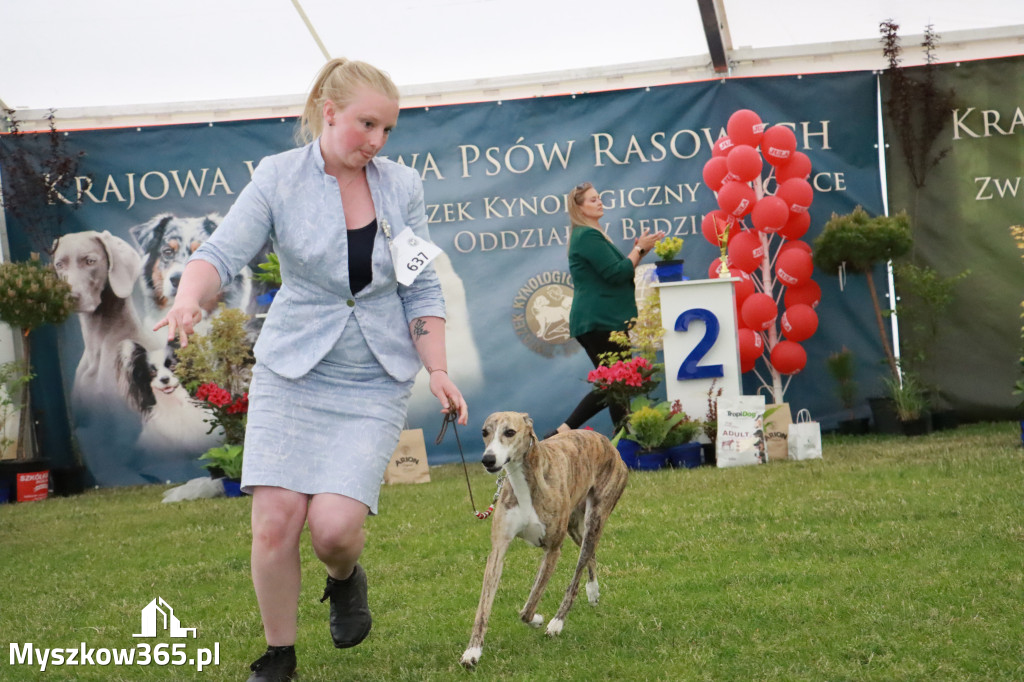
[347,219,376,295]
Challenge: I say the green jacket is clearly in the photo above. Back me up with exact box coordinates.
[568,225,637,338]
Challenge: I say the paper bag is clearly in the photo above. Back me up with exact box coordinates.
[764,403,792,462]
[788,409,822,461]
[716,394,766,468]
[384,429,431,484]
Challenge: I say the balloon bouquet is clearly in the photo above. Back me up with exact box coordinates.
[701,108,821,403]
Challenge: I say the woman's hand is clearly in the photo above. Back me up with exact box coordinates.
[634,229,667,257]
[429,370,469,425]
[153,299,203,348]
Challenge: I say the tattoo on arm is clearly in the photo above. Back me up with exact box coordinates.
[412,318,429,340]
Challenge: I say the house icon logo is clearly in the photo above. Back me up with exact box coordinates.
[133,597,197,638]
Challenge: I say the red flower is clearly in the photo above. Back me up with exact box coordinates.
[227,393,249,415]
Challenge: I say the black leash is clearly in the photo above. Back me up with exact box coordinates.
[435,412,502,520]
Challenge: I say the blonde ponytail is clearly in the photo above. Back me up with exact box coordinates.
[297,58,400,144]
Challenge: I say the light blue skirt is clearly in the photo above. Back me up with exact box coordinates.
[240,316,414,514]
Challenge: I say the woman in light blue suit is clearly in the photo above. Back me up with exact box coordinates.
[156,58,469,682]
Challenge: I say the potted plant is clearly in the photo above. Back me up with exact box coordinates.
[700,380,723,466]
[1010,225,1024,444]
[892,262,968,431]
[825,347,869,435]
[660,400,703,468]
[653,236,685,282]
[617,397,684,470]
[587,354,661,433]
[883,371,930,436]
[198,443,243,497]
[814,206,912,432]
[173,305,253,482]
[0,255,76,464]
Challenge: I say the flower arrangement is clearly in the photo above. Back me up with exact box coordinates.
[194,382,248,446]
[587,356,660,422]
[653,236,683,261]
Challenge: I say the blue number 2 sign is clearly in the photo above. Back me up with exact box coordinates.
[674,308,725,380]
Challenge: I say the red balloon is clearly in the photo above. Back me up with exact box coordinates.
[777,178,814,213]
[727,109,765,148]
[775,248,814,287]
[778,210,811,240]
[728,229,765,273]
[702,156,730,192]
[732,268,756,305]
[770,340,807,374]
[776,151,812,182]
[780,304,818,342]
[737,327,764,368]
[761,125,797,166]
[751,195,790,233]
[717,181,757,218]
[701,210,736,246]
[784,279,822,309]
[708,257,725,278]
[741,292,777,331]
[777,239,812,258]
[726,144,763,183]
[711,136,735,158]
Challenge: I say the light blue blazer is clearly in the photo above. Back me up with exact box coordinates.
[191,140,446,382]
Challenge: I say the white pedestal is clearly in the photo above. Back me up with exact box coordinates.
[655,278,743,425]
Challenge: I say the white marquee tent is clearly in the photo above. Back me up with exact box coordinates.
[2,0,1023,129]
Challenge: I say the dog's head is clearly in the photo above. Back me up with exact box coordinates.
[52,230,141,312]
[481,411,537,474]
[116,341,181,414]
[129,213,221,307]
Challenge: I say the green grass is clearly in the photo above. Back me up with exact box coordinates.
[1,421,1022,681]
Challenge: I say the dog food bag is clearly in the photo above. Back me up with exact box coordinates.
[716,395,766,468]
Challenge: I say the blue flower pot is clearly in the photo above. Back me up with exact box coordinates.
[222,478,243,498]
[616,438,641,470]
[617,439,668,470]
[654,259,686,283]
[666,442,702,469]
[635,451,668,471]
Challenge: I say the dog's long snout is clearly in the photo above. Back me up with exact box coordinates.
[481,452,497,470]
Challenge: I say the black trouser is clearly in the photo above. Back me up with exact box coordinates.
[562,329,628,433]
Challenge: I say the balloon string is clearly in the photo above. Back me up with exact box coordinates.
[838,262,847,292]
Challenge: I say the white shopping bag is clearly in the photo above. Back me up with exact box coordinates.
[788,409,822,461]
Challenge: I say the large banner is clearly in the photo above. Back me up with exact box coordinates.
[4,70,884,485]
[881,55,1024,419]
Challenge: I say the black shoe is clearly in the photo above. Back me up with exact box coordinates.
[320,564,371,648]
[247,646,296,682]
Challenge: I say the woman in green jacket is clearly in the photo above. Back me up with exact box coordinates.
[547,182,663,436]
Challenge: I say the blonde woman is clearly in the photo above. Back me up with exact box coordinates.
[156,58,468,682]
[547,182,663,437]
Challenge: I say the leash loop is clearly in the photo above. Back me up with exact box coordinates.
[435,412,502,520]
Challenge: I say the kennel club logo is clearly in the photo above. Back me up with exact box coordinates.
[511,271,578,357]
